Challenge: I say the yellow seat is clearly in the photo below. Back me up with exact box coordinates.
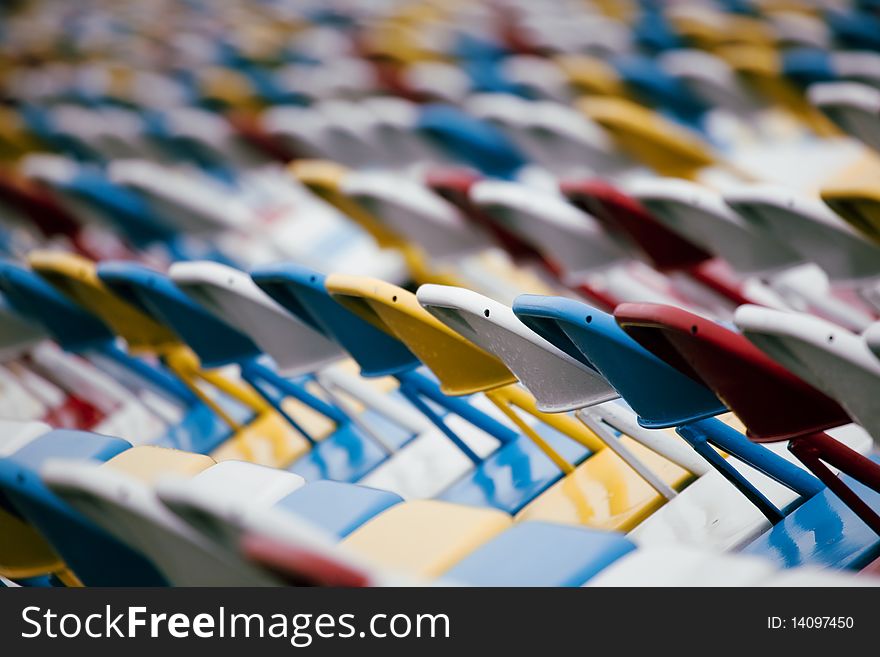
[821,183,880,246]
[575,96,717,179]
[290,160,460,286]
[516,437,691,531]
[555,54,626,97]
[27,251,304,467]
[103,445,216,483]
[716,44,837,136]
[340,499,512,577]
[0,508,65,580]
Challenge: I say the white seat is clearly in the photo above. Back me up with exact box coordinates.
[169,261,344,376]
[470,180,624,276]
[417,284,617,413]
[341,171,494,260]
[723,184,880,285]
[735,305,880,445]
[109,160,251,234]
[762,568,880,587]
[659,50,763,116]
[156,476,410,586]
[42,458,281,586]
[586,545,779,586]
[627,177,802,276]
[809,82,880,152]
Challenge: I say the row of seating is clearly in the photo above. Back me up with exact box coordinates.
[1,0,879,587]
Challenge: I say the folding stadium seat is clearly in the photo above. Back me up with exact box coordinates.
[615,303,880,568]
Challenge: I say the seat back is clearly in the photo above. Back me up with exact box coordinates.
[0,261,115,352]
[809,82,880,153]
[470,180,623,275]
[627,178,803,275]
[562,179,712,272]
[735,305,880,444]
[341,171,493,260]
[325,275,516,395]
[575,97,715,177]
[615,303,852,440]
[251,264,420,378]
[417,285,617,412]
[97,261,262,368]
[27,251,178,352]
[0,430,168,585]
[171,262,343,376]
[724,186,880,284]
[43,449,277,586]
[513,294,726,428]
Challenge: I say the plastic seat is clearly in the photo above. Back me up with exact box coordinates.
[0,261,213,446]
[574,96,716,178]
[808,82,880,153]
[0,429,168,586]
[616,303,880,566]
[469,180,624,277]
[513,294,830,550]
[723,185,880,287]
[99,261,392,480]
[867,322,880,362]
[735,305,880,445]
[627,178,803,276]
[561,179,752,307]
[340,171,494,261]
[443,522,636,586]
[43,450,288,586]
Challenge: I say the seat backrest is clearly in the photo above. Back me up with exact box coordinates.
[43,456,277,586]
[561,179,712,271]
[615,303,852,440]
[0,261,115,352]
[627,177,803,275]
[808,82,880,153]
[27,251,179,352]
[469,180,623,275]
[0,430,168,586]
[325,275,517,395]
[170,261,344,376]
[513,294,727,428]
[735,305,880,444]
[575,96,716,177]
[341,171,493,260]
[425,168,547,262]
[417,285,617,412]
[724,185,880,283]
[97,261,262,368]
[416,104,527,179]
[251,264,420,378]
[821,183,880,246]
[290,160,404,250]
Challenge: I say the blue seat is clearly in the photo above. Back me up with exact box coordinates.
[275,480,402,538]
[251,263,421,378]
[742,456,880,570]
[782,49,836,88]
[98,262,395,483]
[0,261,235,453]
[444,522,636,586]
[0,430,167,586]
[512,294,824,525]
[415,105,526,180]
[252,266,591,510]
[439,427,590,514]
